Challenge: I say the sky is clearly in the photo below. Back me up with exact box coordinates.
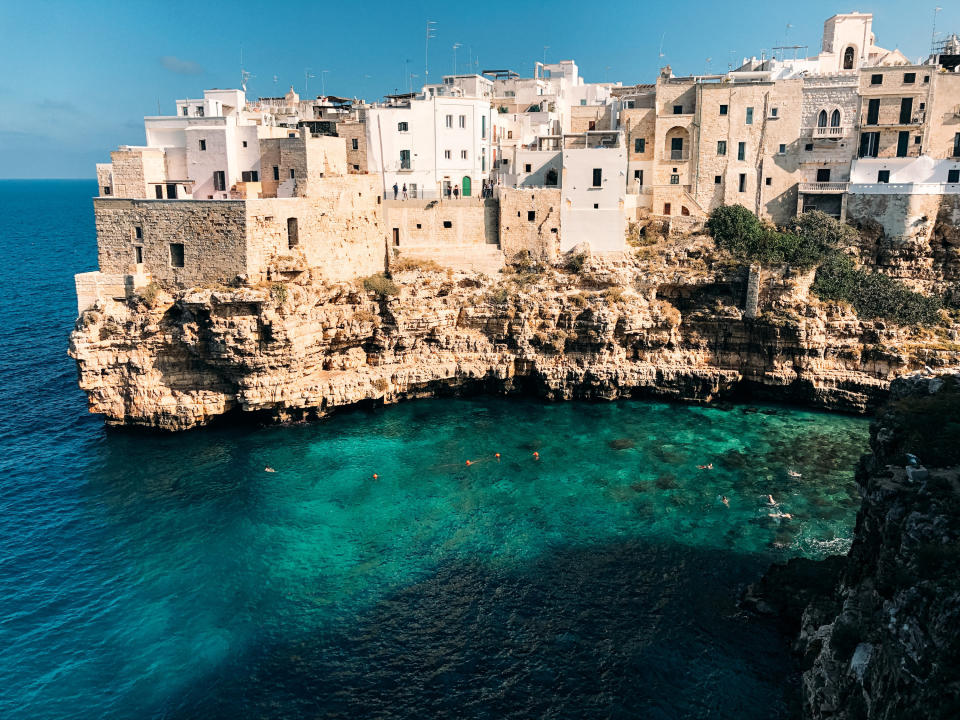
[1,0,957,178]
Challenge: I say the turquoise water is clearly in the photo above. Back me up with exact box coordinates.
[0,181,870,718]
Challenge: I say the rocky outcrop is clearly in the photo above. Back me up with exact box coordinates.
[793,371,960,719]
[68,243,960,430]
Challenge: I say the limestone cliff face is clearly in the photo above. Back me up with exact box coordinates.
[69,246,960,430]
[796,371,960,719]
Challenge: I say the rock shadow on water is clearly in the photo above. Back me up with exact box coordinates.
[161,539,801,720]
[608,438,636,451]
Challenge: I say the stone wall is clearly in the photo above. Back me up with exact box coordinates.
[246,174,385,283]
[338,120,368,173]
[498,187,561,262]
[110,149,150,199]
[93,198,248,285]
[258,132,348,198]
[96,163,113,197]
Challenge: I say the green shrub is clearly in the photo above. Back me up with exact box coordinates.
[706,206,850,269]
[362,274,400,298]
[139,282,160,308]
[565,253,586,274]
[812,253,942,325]
[270,282,288,304]
[604,287,625,304]
[486,287,510,305]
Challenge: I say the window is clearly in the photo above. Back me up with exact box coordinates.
[817,109,828,128]
[778,143,786,154]
[634,170,643,184]
[134,246,143,264]
[737,142,746,161]
[714,175,721,184]
[287,217,299,248]
[816,169,831,182]
[155,185,163,199]
[169,243,185,268]
[843,46,855,70]
[770,107,778,118]
[588,121,596,131]
[670,136,683,160]
[948,169,960,184]
[717,140,727,156]
[899,97,913,125]
[196,106,204,117]
[459,115,466,128]
[866,99,880,126]
[719,104,728,116]
[199,139,206,151]
[923,75,930,84]
[664,203,671,215]
[134,226,143,240]
[273,166,279,181]
[915,136,922,145]
[859,132,880,158]
[738,174,746,192]
[400,149,411,169]
[897,131,909,158]
[830,109,841,127]
[634,138,645,153]
[482,148,486,171]
[870,74,883,85]
[877,170,890,183]
[527,210,535,221]
[352,138,359,150]
[592,168,602,187]
[442,220,452,229]
[398,121,408,132]
[765,177,772,186]
[580,99,586,106]
[805,143,813,151]
[289,169,295,179]
[353,164,359,170]
[745,107,753,125]
[181,106,188,116]
[445,115,453,128]
[102,186,111,195]
[444,150,451,159]
[241,170,259,182]
[166,183,177,199]
[242,141,248,148]
[954,133,960,157]
[904,72,916,84]
[461,150,468,160]
[673,104,683,114]
[481,116,486,139]
[593,203,599,209]
[670,174,679,185]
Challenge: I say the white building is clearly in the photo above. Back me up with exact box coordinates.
[365,83,494,199]
[560,131,627,252]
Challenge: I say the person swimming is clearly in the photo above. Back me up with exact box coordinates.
[721,495,730,507]
[766,494,776,505]
[697,463,713,470]
[768,512,793,520]
[264,466,276,473]
[788,470,802,478]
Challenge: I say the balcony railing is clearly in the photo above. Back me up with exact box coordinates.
[811,126,849,138]
[661,151,690,162]
[858,113,926,128]
[798,181,850,193]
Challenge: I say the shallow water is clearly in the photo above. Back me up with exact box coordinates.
[0,181,870,719]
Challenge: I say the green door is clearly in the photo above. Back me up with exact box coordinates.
[462,176,471,197]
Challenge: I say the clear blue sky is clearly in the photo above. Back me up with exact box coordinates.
[1,0,956,177]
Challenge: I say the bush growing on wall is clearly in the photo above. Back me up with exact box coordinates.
[812,253,942,325]
[362,274,400,299]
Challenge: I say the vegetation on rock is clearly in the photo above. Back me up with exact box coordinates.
[362,274,400,299]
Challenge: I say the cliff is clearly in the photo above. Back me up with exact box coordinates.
[69,237,960,430]
[794,371,960,719]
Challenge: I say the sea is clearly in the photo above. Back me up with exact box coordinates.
[0,180,870,719]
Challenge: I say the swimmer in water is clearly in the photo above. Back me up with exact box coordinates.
[697,463,713,470]
[788,470,802,478]
[265,466,276,473]
[721,495,730,507]
[768,512,793,520]
[766,494,776,505]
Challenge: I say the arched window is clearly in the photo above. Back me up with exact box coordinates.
[843,46,855,70]
[830,109,841,127]
[817,110,828,128]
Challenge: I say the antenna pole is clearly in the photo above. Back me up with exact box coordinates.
[425,21,437,81]
[931,6,943,55]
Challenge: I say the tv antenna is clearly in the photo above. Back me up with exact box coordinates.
[931,6,943,55]
[452,42,462,75]
[425,21,437,80]
[304,68,316,94]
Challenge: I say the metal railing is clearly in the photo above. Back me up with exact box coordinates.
[811,126,849,138]
[661,151,690,162]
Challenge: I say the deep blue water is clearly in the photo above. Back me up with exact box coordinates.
[0,180,869,719]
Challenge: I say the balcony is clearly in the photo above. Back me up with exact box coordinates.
[811,126,849,138]
[798,181,849,194]
[858,113,926,128]
[661,151,690,162]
